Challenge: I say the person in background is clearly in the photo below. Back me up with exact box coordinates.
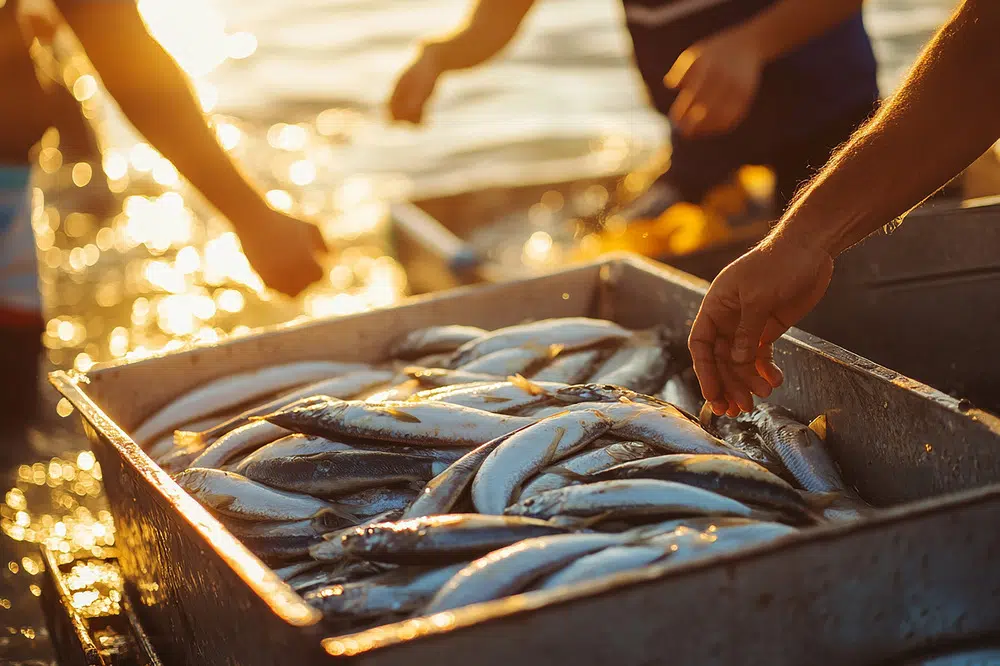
[387,0,879,221]
[0,1,327,443]
[688,0,1000,416]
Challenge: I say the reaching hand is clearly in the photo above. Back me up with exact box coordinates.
[388,46,444,124]
[238,211,328,298]
[664,29,763,138]
[688,234,834,416]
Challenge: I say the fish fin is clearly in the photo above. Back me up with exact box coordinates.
[808,414,828,440]
[480,396,513,404]
[540,427,568,468]
[508,374,550,396]
[316,505,359,523]
[698,401,715,428]
[381,407,422,423]
[173,430,206,452]
[546,343,565,360]
[572,511,616,531]
[542,465,590,483]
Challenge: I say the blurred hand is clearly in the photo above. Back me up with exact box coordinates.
[688,234,834,416]
[664,29,763,138]
[388,46,444,124]
[238,211,328,298]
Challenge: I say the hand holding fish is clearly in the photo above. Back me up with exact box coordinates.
[688,233,834,416]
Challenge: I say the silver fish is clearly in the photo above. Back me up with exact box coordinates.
[264,397,534,448]
[177,370,396,453]
[337,487,421,518]
[146,416,220,459]
[586,402,745,458]
[362,379,424,403]
[181,420,290,474]
[186,396,334,470]
[592,454,813,522]
[449,317,632,367]
[530,349,604,384]
[404,367,505,388]
[552,385,694,418]
[744,405,858,497]
[504,479,755,521]
[457,345,558,376]
[173,468,344,522]
[241,450,448,498]
[422,533,623,614]
[287,560,390,593]
[132,361,370,445]
[234,434,357,473]
[651,521,798,570]
[306,563,469,620]
[588,335,669,394]
[622,516,761,541]
[703,409,791,481]
[390,325,488,360]
[472,409,612,514]
[309,510,405,561]
[215,513,350,540]
[402,424,537,519]
[518,441,655,501]
[406,378,564,415]
[657,367,704,419]
[341,514,571,565]
[273,560,322,581]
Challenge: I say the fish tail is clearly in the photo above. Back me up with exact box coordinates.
[542,465,591,483]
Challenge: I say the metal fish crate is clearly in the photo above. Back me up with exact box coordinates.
[51,253,1000,665]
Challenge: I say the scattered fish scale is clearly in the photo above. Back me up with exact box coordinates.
[263,397,535,447]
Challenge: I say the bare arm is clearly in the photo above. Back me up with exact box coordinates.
[688,0,1000,415]
[422,0,536,71]
[778,0,1000,255]
[52,2,271,229]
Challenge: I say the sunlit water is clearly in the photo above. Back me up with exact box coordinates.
[1,0,957,661]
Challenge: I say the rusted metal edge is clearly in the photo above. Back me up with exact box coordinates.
[120,593,163,666]
[39,545,106,666]
[322,480,1000,657]
[46,370,322,629]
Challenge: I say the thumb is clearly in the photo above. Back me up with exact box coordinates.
[731,300,768,365]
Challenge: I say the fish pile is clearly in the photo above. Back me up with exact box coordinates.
[131,317,870,634]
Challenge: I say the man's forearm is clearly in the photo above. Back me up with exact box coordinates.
[55,3,271,229]
[423,0,536,72]
[731,0,864,63]
[774,0,1000,256]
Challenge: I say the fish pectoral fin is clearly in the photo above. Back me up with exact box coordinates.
[540,427,568,467]
[573,510,616,532]
[808,414,828,440]
[509,374,550,396]
[542,465,591,483]
[480,396,513,404]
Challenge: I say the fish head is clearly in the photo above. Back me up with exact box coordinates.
[504,490,564,519]
[553,384,625,404]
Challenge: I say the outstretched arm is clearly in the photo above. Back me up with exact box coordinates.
[388,0,536,123]
[53,1,327,296]
[688,0,1000,415]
